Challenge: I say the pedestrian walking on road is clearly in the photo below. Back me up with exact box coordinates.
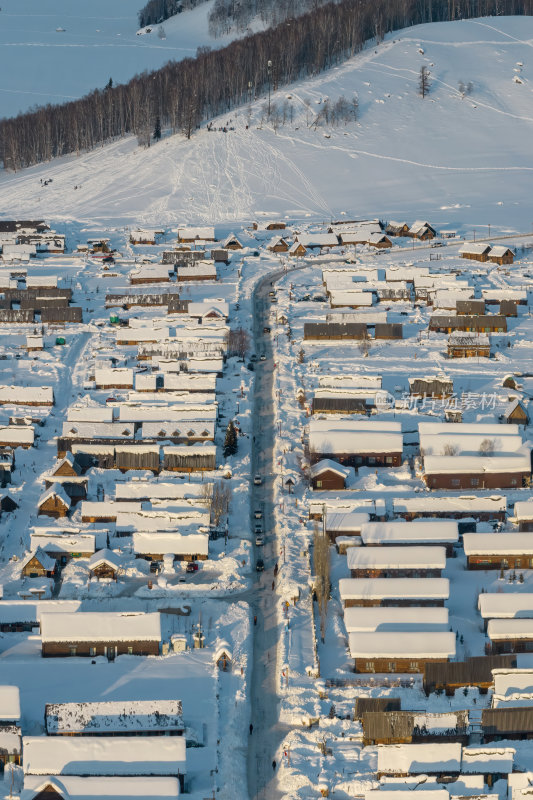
[271,581,275,591]
[272,760,277,771]
[249,723,253,735]
[254,615,257,626]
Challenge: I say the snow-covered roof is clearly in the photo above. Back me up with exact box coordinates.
[318,374,382,389]
[46,699,183,735]
[329,289,374,307]
[141,421,215,439]
[129,265,170,281]
[424,452,531,475]
[132,532,209,556]
[0,686,20,721]
[0,425,34,444]
[176,263,216,278]
[88,549,120,571]
[40,612,162,643]
[489,246,514,258]
[30,533,96,556]
[348,631,455,659]
[492,668,533,706]
[26,275,58,288]
[81,501,143,519]
[177,226,215,240]
[339,577,449,601]
[296,233,338,247]
[325,511,370,531]
[347,545,446,571]
[344,606,448,634]
[459,243,491,256]
[488,618,533,641]
[366,792,448,800]
[23,735,186,776]
[117,328,170,343]
[67,406,114,423]
[483,288,526,301]
[115,481,211,501]
[38,483,71,510]
[461,746,514,773]
[464,533,533,555]
[94,368,134,387]
[419,422,524,456]
[377,742,462,775]
[309,419,402,455]
[21,775,180,800]
[514,501,533,521]
[478,593,533,619]
[0,385,53,405]
[393,495,506,515]
[119,404,217,422]
[310,459,351,479]
[0,600,81,625]
[188,300,229,317]
[508,772,533,800]
[21,547,56,573]
[361,520,459,545]
[448,331,490,345]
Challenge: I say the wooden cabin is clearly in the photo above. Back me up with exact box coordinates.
[289,242,307,257]
[339,577,449,608]
[374,323,402,339]
[368,234,392,249]
[408,221,437,240]
[21,548,57,579]
[265,221,286,230]
[456,299,485,316]
[267,237,289,253]
[386,222,409,237]
[45,698,184,736]
[500,299,518,317]
[162,446,216,473]
[503,399,528,425]
[447,333,490,358]
[423,654,516,696]
[429,315,507,333]
[347,545,446,578]
[40,611,161,657]
[459,243,491,262]
[354,697,401,720]
[362,710,468,745]
[214,643,232,671]
[37,484,71,519]
[482,707,533,740]
[489,246,514,265]
[514,501,533,531]
[223,234,243,250]
[409,377,453,398]
[376,742,461,779]
[488,619,533,654]
[303,322,367,340]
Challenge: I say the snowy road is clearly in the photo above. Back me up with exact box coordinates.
[247,263,308,800]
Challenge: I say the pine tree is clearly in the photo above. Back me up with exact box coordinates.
[419,66,430,98]
[153,116,162,141]
[105,78,113,91]
[223,420,238,457]
[298,348,305,363]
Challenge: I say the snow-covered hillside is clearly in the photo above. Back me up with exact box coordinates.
[1,16,533,231]
[0,0,239,119]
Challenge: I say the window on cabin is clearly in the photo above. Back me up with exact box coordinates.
[451,479,460,487]
[471,478,479,487]
[409,661,418,671]
[388,662,396,673]
[128,646,133,655]
[316,481,322,488]
[89,647,96,656]
[158,430,166,437]
[187,430,195,437]
[368,457,376,465]
[386,456,393,464]
[69,646,77,656]
[365,662,375,672]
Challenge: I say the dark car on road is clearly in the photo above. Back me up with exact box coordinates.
[256,558,264,572]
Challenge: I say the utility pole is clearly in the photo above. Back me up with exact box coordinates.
[267,60,272,118]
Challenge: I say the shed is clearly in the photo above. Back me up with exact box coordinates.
[214,641,232,671]
[310,459,351,491]
[409,377,453,398]
[88,550,120,581]
[362,710,468,745]
[503,399,528,425]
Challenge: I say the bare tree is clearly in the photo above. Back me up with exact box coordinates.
[228,327,250,360]
[313,522,330,643]
[479,438,495,456]
[419,65,431,98]
[209,481,231,528]
[443,443,459,456]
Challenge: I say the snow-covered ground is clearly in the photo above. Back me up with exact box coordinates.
[1,17,533,231]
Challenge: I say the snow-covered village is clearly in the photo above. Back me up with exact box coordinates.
[2,2,533,800]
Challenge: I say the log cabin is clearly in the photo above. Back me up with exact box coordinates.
[463,533,533,570]
[21,548,57,579]
[350,631,455,673]
[45,698,184,736]
[310,460,351,490]
[339,577,449,608]
[347,545,446,578]
[37,484,71,519]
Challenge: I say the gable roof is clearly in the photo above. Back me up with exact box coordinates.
[52,453,81,476]
[38,483,71,510]
[88,549,121,571]
[310,459,351,479]
[21,547,56,573]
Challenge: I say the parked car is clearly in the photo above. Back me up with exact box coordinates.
[250,354,258,362]
[256,558,264,572]
[253,473,262,485]
[255,534,264,546]
[260,354,266,361]
[247,362,255,371]
[254,508,263,519]
[186,562,199,573]
[149,561,161,574]
[263,326,271,334]
[254,522,263,534]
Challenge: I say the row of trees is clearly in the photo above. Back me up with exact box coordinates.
[138,0,206,27]
[2,0,532,170]
[207,0,337,37]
